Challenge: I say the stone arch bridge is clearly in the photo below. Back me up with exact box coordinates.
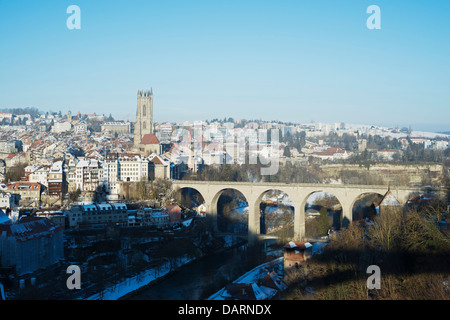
[172,180,417,243]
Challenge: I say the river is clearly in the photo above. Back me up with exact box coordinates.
[127,240,281,300]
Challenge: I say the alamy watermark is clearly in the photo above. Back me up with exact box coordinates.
[367,5,381,30]
[366,265,381,289]
[65,5,381,31]
[66,5,81,30]
[171,124,280,176]
[66,265,81,290]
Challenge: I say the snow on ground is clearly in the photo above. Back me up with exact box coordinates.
[84,254,195,300]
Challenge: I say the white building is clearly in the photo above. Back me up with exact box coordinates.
[80,159,101,192]
[0,191,18,210]
[102,153,149,194]
[51,121,72,133]
[28,166,50,187]
[74,122,88,134]
[67,203,128,228]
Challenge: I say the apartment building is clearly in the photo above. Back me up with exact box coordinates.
[67,203,128,228]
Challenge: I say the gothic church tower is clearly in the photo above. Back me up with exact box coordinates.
[134,89,153,146]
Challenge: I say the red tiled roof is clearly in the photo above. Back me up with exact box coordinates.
[162,204,182,213]
[150,156,164,165]
[7,182,42,191]
[140,134,159,145]
[314,147,346,156]
[30,139,44,148]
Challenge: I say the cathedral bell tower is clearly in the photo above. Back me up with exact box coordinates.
[134,89,153,146]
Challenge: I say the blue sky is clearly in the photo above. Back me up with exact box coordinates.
[0,0,449,131]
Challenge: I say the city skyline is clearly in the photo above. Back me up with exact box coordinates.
[0,1,449,132]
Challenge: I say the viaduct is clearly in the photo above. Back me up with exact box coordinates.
[172,180,418,244]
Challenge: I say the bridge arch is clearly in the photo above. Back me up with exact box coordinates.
[350,192,384,221]
[210,188,249,234]
[171,186,206,214]
[300,190,343,239]
[253,189,295,236]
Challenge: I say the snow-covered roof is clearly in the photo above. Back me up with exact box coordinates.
[378,190,402,207]
[112,203,127,210]
[81,204,97,211]
[97,204,112,211]
[286,241,312,249]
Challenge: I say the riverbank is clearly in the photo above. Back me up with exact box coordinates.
[84,236,247,300]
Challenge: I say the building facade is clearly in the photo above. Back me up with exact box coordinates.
[101,121,131,134]
[134,89,154,146]
[0,216,64,276]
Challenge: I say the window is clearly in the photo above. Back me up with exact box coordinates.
[143,105,146,116]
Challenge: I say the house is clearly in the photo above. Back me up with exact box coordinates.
[7,182,43,206]
[35,210,66,229]
[195,203,207,216]
[101,121,131,134]
[283,241,312,272]
[150,210,170,227]
[148,154,172,180]
[28,165,50,187]
[407,193,435,210]
[47,160,66,198]
[161,204,182,224]
[127,213,142,227]
[254,271,288,299]
[0,216,64,276]
[375,188,403,215]
[67,203,128,228]
[139,133,160,156]
[0,191,19,210]
[258,271,288,292]
[4,152,26,167]
[224,283,267,300]
[51,121,72,133]
[74,122,88,134]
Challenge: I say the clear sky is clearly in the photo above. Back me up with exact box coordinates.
[0,0,449,131]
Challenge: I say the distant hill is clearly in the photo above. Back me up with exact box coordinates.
[0,107,41,118]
